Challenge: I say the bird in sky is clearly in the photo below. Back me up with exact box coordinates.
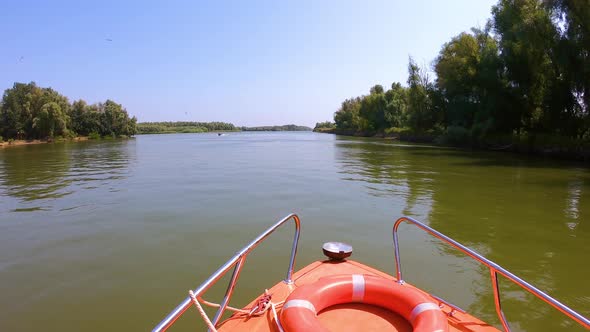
[105,38,113,42]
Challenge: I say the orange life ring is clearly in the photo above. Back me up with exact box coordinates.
[280,274,448,332]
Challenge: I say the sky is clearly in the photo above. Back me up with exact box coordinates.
[1,0,497,127]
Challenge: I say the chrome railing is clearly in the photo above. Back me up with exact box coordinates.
[393,216,590,331]
[153,213,301,332]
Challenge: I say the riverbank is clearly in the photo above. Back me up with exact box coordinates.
[136,122,311,135]
[314,128,590,161]
[136,130,240,135]
[0,137,89,148]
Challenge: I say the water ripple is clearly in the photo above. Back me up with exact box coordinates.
[0,141,135,212]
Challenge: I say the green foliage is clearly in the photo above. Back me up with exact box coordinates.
[0,136,3,143]
[442,126,471,146]
[492,0,560,134]
[314,121,335,130]
[0,82,136,139]
[359,91,387,132]
[384,83,408,128]
[32,102,68,138]
[241,125,311,131]
[334,97,362,131]
[434,29,511,137]
[137,123,207,134]
[369,84,384,95]
[0,83,71,139]
[384,127,412,135]
[406,57,437,131]
[137,121,237,134]
[331,0,590,151]
[64,129,76,139]
[100,100,137,137]
[88,132,101,140]
[333,61,434,135]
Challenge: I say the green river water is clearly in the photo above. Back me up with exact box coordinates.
[0,132,588,331]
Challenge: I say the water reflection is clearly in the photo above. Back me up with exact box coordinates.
[565,172,584,230]
[335,138,437,220]
[0,140,134,212]
[334,136,590,331]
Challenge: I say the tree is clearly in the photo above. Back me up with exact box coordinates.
[33,102,68,138]
[314,121,335,130]
[545,0,590,137]
[329,0,590,151]
[359,90,387,132]
[435,33,479,128]
[1,82,136,139]
[69,100,87,135]
[406,57,436,131]
[384,83,408,128]
[98,100,137,137]
[334,97,362,131]
[492,0,560,134]
[370,84,384,95]
[1,82,71,139]
[434,29,514,139]
[1,82,40,139]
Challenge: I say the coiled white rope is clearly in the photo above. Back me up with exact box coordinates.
[188,289,285,332]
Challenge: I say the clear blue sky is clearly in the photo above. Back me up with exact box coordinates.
[1,0,497,127]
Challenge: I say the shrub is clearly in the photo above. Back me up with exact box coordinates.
[63,130,77,139]
[385,127,413,135]
[88,132,101,140]
[443,126,471,146]
[314,121,335,130]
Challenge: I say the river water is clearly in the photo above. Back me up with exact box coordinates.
[0,132,588,331]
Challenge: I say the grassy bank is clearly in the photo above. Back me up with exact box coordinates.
[0,135,138,149]
[0,136,90,148]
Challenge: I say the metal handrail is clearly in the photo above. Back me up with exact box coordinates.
[153,213,301,332]
[392,216,590,331]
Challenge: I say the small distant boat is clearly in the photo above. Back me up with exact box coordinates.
[153,214,590,332]
[218,133,222,136]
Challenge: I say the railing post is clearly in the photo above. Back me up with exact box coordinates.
[210,256,247,329]
[490,268,511,332]
[392,219,404,284]
[284,214,301,284]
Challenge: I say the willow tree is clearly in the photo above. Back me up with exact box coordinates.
[384,83,408,128]
[33,102,68,138]
[492,0,560,134]
[1,82,70,139]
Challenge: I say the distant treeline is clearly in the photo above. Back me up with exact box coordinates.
[241,124,311,131]
[137,121,237,134]
[0,82,137,140]
[137,123,312,134]
[324,0,590,153]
